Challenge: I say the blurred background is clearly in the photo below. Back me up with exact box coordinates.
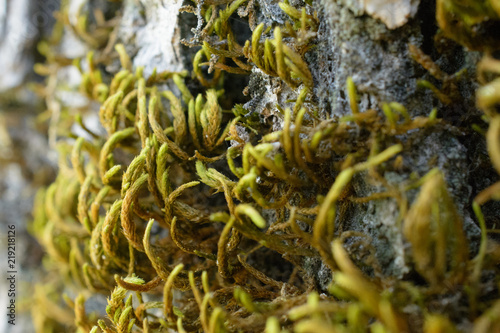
[0,1,60,331]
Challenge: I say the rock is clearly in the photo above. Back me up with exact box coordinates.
[117,0,188,77]
[0,0,59,91]
[341,0,421,29]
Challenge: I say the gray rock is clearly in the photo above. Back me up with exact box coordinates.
[117,0,187,77]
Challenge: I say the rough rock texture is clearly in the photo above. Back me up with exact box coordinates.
[239,0,486,281]
[315,0,428,117]
[117,0,187,77]
[312,0,485,279]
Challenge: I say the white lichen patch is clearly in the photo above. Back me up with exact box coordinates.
[357,0,420,29]
[119,0,186,78]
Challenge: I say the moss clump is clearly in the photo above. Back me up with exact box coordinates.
[30,0,500,332]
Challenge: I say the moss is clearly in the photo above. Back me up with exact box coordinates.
[29,0,500,332]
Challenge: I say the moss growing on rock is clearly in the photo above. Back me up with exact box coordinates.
[30,0,500,332]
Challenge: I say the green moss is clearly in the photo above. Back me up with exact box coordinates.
[29,0,500,332]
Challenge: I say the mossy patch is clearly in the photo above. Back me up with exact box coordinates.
[29,0,500,332]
